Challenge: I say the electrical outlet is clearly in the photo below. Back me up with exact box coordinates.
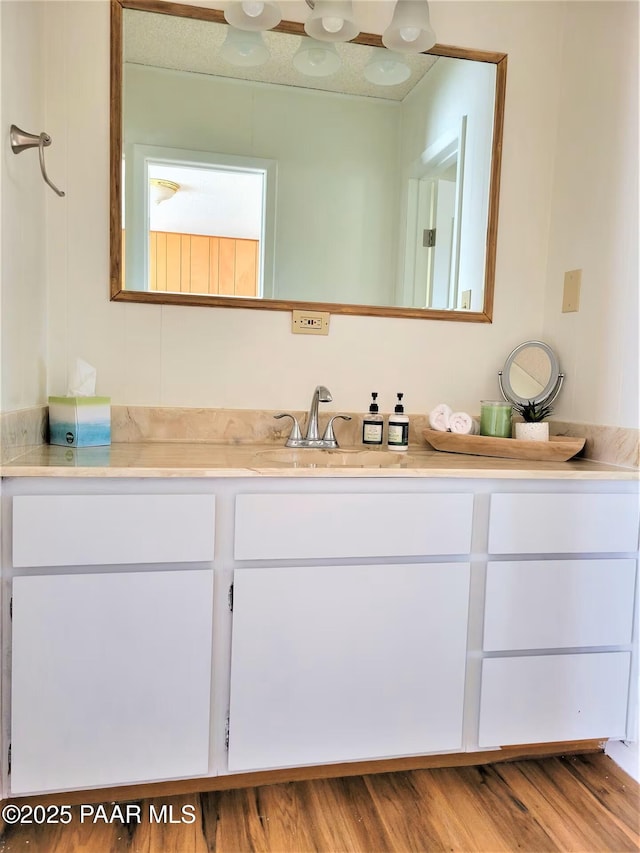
[562,269,582,313]
[292,310,330,335]
[460,290,472,309]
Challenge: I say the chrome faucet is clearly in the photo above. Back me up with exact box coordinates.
[275,385,351,448]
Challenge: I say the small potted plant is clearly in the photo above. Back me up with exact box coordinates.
[513,399,553,441]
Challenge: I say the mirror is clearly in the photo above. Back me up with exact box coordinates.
[110,0,506,321]
[499,341,565,407]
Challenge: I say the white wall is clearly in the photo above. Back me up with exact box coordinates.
[4,1,635,428]
[41,0,565,416]
[0,1,48,413]
[541,0,639,429]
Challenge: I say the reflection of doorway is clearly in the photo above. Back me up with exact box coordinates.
[403,116,467,309]
[147,163,264,296]
[125,145,276,297]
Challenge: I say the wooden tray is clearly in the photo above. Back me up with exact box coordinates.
[422,429,586,462]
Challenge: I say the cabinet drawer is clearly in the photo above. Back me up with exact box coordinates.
[234,492,473,560]
[478,652,630,747]
[13,494,216,567]
[488,493,639,554]
[483,559,636,650]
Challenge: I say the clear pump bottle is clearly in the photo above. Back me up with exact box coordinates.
[362,392,383,446]
[387,392,409,451]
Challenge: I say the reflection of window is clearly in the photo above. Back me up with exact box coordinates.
[125,146,276,297]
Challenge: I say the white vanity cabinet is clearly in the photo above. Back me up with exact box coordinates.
[2,476,638,798]
[228,492,474,771]
[478,491,639,748]
[9,493,216,795]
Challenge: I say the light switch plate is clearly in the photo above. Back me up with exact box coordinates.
[292,310,330,335]
[562,269,582,313]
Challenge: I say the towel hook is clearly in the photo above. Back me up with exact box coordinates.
[10,124,65,197]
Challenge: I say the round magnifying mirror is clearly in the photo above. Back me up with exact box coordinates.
[499,340,564,407]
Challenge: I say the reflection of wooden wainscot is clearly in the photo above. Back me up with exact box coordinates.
[148,231,259,296]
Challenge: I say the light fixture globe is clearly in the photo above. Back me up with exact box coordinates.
[224,1,281,32]
[220,28,270,66]
[382,0,436,53]
[304,0,359,43]
[293,38,341,77]
[150,179,179,205]
[364,49,410,86]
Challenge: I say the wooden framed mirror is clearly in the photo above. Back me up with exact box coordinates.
[110,0,506,321]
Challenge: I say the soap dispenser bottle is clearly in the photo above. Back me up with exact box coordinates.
[362,392,383,446]
[388,393,409,451]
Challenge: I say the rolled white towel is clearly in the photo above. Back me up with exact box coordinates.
[429,403,452,432]
[449,411,479,435]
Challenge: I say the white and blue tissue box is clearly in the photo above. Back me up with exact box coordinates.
[48,397,111,447]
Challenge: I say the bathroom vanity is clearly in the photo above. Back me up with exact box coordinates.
[1,444,638,800]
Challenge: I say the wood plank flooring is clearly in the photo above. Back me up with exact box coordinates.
[0,753,637,852]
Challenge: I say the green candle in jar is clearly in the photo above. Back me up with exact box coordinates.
[480,401,512,438]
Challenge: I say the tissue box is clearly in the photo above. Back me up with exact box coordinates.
[48,397,111,447]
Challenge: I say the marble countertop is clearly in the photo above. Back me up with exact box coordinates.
[1,442,638,479]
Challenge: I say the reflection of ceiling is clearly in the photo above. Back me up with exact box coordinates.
[148,163,263,240]
[124,9,439,101]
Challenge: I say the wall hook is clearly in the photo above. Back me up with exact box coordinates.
[10,124,65,197]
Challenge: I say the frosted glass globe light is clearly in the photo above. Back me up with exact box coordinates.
[322,16,344,33]
[224,0,281,31]
[304,1,358,42]
[220,28,270,66]
[293,38,341,76]
[400,26,421,43]
[364,49,411,86]
[382,0,437,53]
[242,2,265,17]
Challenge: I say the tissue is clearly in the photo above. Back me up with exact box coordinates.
[67,358,97,397]
[48,359,111,447]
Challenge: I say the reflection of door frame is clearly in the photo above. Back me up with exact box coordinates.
[402,116,467,309]
[126,144,277,297]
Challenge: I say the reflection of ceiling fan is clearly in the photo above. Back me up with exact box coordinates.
[149,179,180,205]
[224,1,436,53]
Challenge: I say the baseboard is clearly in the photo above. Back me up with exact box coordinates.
[605,740,639,783]
[4,740,603,807]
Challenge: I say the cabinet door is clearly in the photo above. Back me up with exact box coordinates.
[11,569,213,794]
[228,562,470,772]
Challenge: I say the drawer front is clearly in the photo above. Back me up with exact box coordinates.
[483,559,636,650]
[488,493,639,554]
[478,652,630,747]
[234,492,473,560]
[13,494,216,567]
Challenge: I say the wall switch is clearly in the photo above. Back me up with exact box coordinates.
[292,310,330,335]
[460,290,472,309]
[562,269,582,313]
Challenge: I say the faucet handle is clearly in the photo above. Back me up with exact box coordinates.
[274,413,302,444]
[322,414,352,448]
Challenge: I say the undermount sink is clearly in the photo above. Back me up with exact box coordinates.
[252,448,414,468]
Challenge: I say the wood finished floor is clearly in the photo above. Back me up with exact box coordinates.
[0,753,638,853]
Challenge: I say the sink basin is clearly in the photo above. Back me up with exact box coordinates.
[252,448,415,468]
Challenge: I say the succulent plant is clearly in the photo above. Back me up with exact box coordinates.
[513,399,553,422]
